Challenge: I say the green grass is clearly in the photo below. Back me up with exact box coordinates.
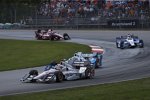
[0,77,150,100]
[0,39,90,71]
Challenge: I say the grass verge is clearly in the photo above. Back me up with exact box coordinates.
[0,77,150,100]
[0,39,90,71]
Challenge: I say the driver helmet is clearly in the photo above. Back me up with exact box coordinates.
[48,29,53,32]
[127,34,132,38]
[127,34,131,37]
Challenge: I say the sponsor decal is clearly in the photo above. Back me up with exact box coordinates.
[108,19,139,28]
[112,21,136,26]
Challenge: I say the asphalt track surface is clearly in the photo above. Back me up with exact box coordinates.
[0,30,150,96]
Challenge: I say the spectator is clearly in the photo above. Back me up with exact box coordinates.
[37,0,149,19]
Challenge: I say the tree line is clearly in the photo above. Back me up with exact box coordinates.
[0,0,42,23]
[0,0,41,5]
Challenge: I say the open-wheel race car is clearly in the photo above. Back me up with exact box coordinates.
[20,46,103,83]
[71,51,103,69]
[35,29,71,40]
[20,58,95,83]
[116,34,144,49]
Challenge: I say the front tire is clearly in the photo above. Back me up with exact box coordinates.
[85,67,95,79]
[29,70,38,76]
[49,36,54,41]
[29,70,38,82]
[55,71,64,82]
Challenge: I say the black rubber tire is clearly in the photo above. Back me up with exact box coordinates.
[49,35,54,41]
[116,42,119,48]
[95,59,99,68]
[63,33,70,40]
[120,41,125,49]
[30,79,37,83]
[28,70,38,83]
[85,67,95,79]
[29,70,38,76]
[139,40,144,48]
[54,71,64,82]
[37,29,41,33]
[35,32,39,40]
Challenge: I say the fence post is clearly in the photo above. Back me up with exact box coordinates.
[35,6,37,28]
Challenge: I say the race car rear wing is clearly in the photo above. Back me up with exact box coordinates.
[89,45,104,54]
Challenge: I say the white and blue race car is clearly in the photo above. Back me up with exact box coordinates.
[20,57,95,83]
[20,46,103,83]
[116,34,144,49]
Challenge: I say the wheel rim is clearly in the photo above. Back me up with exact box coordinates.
[64,36,69,40]
[58,73,63,81]
[90,69,95,78]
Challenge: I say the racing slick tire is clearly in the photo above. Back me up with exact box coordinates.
[35,30,42,40]
[29,70,38,82]
[29,70,38,76]
[49,35,55,41]
[95,57,102,68]
[116,37,121,48]
[63,33,70,40]
[54,71,64,82]
[139,40,144,48]
[120,41,125,49]
[85,67,95,79]
[116,42,120,48]
[37,29,41,33]
[35,33,40,40]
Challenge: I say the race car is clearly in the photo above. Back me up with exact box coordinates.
[35,29,71,40]
[82,53,102,68]
[89,45,103,68]
[20,46,103,83]
[20,59,95,83]
[69,51,103,68]
[63,46,103,68]
[116,34,144,49]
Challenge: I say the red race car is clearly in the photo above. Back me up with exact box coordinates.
[35,29,71,40]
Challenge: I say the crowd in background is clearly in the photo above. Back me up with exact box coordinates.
[37,0,149,19]
[37,0,100,18]
[103,0,149,19]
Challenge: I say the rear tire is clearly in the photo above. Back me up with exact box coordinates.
[49,36,54,41]
[120,41,125,49]
[63,33,70,40]
[116,42,120,48]
[139,40,144,48]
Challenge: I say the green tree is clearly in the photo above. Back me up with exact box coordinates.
[0,0,41,23]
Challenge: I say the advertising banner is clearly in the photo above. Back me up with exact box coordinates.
[108,19,139,28]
